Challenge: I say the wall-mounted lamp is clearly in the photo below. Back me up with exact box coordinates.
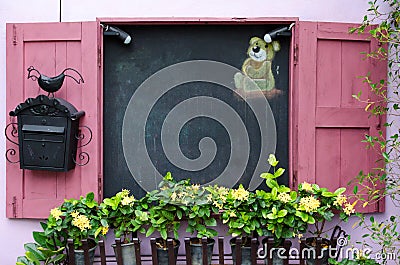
[264,23,295,43]
[101,24,132,45]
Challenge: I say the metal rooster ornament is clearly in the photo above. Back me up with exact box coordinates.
[27,66,84,97]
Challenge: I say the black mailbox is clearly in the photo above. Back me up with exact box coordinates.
[9,95,85,171]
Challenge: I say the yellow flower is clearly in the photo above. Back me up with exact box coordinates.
[231,186,249,201]
[301,182,313,192]
[334,194,347,207]
[213,201,223,209]
[72,214,92,232]
[217,186,229,203]
[170,192,177,201]
[229,211,237,217]
[299,196,320,212]
[71,210,80,218]
[101,226,109,235]
[297,233,303,239]
[121,195,135,206]
[344,203,355,215]
[207,194,213,202]
[191,184,200,192]
[50,208,63,221]
[277,193,291,203]
[120,189,130,197]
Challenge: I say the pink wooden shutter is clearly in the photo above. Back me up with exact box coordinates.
[6,22,103,218]
[294,22,386,212]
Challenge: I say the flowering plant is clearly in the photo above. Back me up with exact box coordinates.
[181,184,219,239]
[100,189,148,244]
[258,154,315,246]
[297,181,355,237]
[145,173,186,246]
[221,184,261,243]
[45,192,105,249]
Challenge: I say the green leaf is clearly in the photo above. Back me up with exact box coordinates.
[266,179,279,189]
[204,218,217,227]
[32,232,47,247]
[266,213,275,219]
[49,254,67,264]
[262,210,268,219]
[176,210,183,220]
[274,168,285,178]
[307,216,315,224]
[296,211,309,222]
[146,226,156,237]
[86,201,96,208]
[86,192,95,202]
[277,210,287,218]
[95,227,102,238]
[100,219,108,227]
[267,154,279,167]
[321,191,334,197]
[353,186,358,195]
[40,222,48,231]
[160,229,168,240]
[17,256,32,265]
[162,211,175,221]
[334,187,346,195]
[25,252,40,265]
[260,173,275,179]
[24,243,45,261]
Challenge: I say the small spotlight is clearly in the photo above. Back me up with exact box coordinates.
[264,23,295,43]
[102,24,132,45]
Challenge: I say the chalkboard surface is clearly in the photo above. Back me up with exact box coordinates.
[104,24,289,198]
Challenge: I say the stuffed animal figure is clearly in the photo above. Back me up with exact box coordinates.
[234,37,281,92]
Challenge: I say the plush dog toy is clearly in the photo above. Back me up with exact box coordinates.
[234,36,281,92]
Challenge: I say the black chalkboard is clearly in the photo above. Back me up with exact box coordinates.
[103,24,289,198]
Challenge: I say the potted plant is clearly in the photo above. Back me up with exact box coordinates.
[183,184,220,265]
[259,154,314,265]
[45,192,105,265]
[297,178,354,265]
[221,184,260,265]
[146,172,185,265]
[100,189,148,265]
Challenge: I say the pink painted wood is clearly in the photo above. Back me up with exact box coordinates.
[295,22,386,212]
[6,22,102,218]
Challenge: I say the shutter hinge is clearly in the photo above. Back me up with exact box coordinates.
[97,47,102,67]
[293,44,299,65]
[98,173,103,199]
[12,196,17,218]
[12,24,17,46]
[292,170,298,189]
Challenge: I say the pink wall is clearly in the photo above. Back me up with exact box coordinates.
[0,0,392,263]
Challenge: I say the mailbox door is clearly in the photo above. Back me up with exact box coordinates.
[18,115,67,170]
[21,124,66,170]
